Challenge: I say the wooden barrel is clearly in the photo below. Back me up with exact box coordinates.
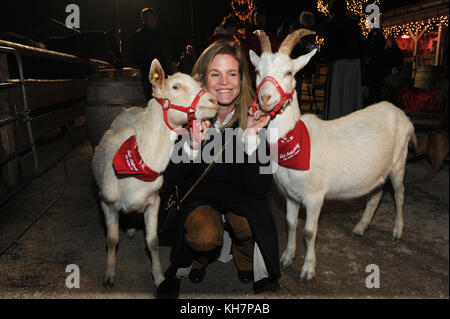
[317,64,328,86]
[415,65,446,91]
[85,75,146,146]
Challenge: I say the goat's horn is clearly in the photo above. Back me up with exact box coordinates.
[279,29,316,56]
[253,30,272,53]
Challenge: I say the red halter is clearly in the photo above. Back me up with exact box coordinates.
[156,89,208,131]
[251,76,295,118]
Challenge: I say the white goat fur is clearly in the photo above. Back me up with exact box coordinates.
[92,59,217,287]
[109,106,145,133]
[249,30,416,281]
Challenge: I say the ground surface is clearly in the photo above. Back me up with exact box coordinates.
[0,137,448,299]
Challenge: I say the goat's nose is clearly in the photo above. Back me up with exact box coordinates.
[209,97,217,104]
[261,95,271,104]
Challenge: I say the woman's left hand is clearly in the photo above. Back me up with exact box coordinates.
[246,105,270,136]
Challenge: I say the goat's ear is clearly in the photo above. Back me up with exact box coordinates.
[249,50,260,67]
[293,48,317,73]
[149,58,165,96]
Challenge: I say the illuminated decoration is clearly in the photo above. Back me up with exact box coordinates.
[384,15,449,39]
[315,35,325,45]
[317,0,328,15]
[231,0,255,22]
[317,0,381,36]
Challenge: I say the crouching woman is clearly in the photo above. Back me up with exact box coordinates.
[157,39,280,298]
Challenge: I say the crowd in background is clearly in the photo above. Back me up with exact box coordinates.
[130,1,410,120]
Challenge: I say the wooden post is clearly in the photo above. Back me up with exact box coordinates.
[435,21,443,66]
[408,26,428,80]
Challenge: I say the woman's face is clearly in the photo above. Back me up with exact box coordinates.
[206,54,241,107]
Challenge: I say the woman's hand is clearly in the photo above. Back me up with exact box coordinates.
[189,119,211,149]
[246,105,270,136]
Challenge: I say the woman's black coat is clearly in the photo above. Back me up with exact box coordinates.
[161,121,281,283]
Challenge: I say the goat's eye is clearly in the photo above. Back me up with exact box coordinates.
[285,71,293,76]
[172,85,179,90]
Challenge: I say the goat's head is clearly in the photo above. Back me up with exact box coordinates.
[249,29,317,115]
[149,59,218,130]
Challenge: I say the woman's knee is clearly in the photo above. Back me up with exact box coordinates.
[184,205,224,252]
[226,212,252,242]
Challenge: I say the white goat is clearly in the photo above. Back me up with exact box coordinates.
[248,30,416,281]
[109,106,145,133]
[92,59,218,287]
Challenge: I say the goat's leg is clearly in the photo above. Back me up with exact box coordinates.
[101,201,119,287]
[352,189,383,236]
[143,195,165,287]
[300,196,323,281]
[281,199,300,267]
[390,162,406,241]
[126,213,139,239]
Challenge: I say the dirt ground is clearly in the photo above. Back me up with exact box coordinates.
[0,139,448,299]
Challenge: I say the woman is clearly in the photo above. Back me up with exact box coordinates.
[157,39,280,298]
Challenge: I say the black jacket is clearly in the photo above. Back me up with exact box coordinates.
[162,121,281,282]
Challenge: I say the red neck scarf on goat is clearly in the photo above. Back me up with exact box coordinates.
[269,120,311,170]
[112,135,160,182]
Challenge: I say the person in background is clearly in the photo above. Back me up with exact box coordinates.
[240,7,280,85]
[276,18,296,42]
[291,10,320,111]
[209,14,239,43]
[131,8,167,100]
[322,0,364,120]
[383,37,403,76]
[177,44,197,75]
[362,27,386,105]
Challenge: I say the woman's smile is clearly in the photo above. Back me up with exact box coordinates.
[206,54,241,107]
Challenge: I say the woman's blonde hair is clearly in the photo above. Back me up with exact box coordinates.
[191,39,255,131]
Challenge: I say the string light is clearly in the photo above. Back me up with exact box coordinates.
[231,0,255,22]
[315,35,325,45]
[384,15,449,38]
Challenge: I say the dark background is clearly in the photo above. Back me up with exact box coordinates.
[0,0,422,67]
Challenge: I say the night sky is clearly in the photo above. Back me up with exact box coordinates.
[0,0,424,65]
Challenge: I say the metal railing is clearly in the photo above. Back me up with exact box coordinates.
[0,45,38,205]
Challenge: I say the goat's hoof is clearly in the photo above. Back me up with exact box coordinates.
[127,228,137,239]
[300,268,315,282]
[103,277,115,287]
[280,251,294,267]
[392,228,403,242]
[154,275,165,288]
[352,226,365,237]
